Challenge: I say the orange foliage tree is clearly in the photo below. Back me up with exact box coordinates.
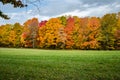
[21,18,39,48]
[64,17,75,49]
[37,18,65,49]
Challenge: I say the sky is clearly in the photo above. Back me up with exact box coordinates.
[0,0,120,25]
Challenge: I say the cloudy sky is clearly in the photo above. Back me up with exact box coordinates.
[0,0,120,25]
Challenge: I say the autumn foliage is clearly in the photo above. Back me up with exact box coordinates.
[0,12,120,50]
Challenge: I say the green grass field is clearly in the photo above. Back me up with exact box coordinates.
[0,48,120,80]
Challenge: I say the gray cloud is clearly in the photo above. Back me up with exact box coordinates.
[80,0,119,5]
[38,0,120,16]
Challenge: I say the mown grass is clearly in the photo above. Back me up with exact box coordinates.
[0,48,120,80]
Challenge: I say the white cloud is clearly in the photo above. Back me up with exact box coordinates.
[53,5,112,18]
[0,0,120,25]
[114,2,120,8]
[65,0,82,4]
[0,9,51,25]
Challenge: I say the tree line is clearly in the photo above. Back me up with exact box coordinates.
[0,12,120,50]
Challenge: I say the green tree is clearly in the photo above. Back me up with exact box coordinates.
[99,13,118,50]
[59,16,67,26]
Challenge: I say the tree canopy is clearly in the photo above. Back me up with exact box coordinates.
[0,12,120,50]
[0,0,26,19]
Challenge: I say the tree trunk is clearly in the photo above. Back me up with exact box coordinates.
[33,38,35,48]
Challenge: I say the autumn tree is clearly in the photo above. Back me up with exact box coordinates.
[114,12,120,49]
[0,23,23,47]
[78,17,89,49]
[21,18,39,48]
[12,23,23,47]
[37,20,47,48]
[0,24,11,47]
[72,16,81,49]
[8,30,16,47]
[99,13,118,50]
[64,17,75,49]
[86,17,100,49]
[114,30,120,49]
[38,18,64,49]
[59,16,67,26]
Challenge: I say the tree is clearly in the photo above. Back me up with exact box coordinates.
[72,16,81,49]
[37,18,64,49]
[12,23,23,47]
[37,20,47,48]
[0,24,11,47]
[59,16,67,26]
[78,17,89,49]
[114,30,120,49]
[58,16,67,49]
[21,18,39,48]
[114,12,120,50]
[8,30,16,47]
[86,17,100,49]
[0,23,23,47]
[0,0,25,19]
[64,17,75,49]
[99,13,118,50]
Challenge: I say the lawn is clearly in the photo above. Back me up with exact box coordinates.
[0,48,120,80]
